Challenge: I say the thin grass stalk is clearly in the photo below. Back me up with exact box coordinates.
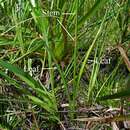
[76,10,107,103]
[72,0,78,111]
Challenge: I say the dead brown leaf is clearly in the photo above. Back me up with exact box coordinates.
[116,44,130,72]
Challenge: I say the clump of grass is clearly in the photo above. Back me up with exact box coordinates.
[0,0,130,129]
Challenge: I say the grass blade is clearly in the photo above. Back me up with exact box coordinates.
[78,0,108,27]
